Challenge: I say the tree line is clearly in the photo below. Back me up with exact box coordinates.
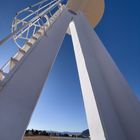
[25,129,78,137]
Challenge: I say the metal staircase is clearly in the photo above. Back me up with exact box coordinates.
[0,0,65,84]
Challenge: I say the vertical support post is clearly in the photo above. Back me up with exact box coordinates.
[69,21,106,140]
[0,9,72,140]
[70,13,140,140]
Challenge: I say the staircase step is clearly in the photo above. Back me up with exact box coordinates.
[32,36,38,40]
[0,70,4,81]
[10,57,18,70]
[36,28,44,35]
[14,49,25,61]
[36,31,42,36]
[26,42,33,47]
[19,48,26,54]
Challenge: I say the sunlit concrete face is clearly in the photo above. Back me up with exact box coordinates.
[67,0,105,27]
[69,21,106,140]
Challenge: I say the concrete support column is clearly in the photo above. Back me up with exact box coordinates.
[0,9,72,140]
[70,13,140,140]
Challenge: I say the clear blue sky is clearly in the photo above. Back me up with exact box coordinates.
[0,0,140,132]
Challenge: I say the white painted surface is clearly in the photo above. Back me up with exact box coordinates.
[69,21,106,140]
[70,12,140,140]
[0,9,72,140]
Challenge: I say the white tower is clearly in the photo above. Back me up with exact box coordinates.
[0,0,140,140]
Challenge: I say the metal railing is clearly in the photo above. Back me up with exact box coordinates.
[0,0,65,82]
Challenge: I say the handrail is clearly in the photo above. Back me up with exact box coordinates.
[0,0,63,46]
[0,1,65,82]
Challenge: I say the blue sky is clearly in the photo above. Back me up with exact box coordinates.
[0,0,140,132]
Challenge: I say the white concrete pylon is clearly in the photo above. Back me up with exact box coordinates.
[70,12,140,140]
[0,9,73,140]
[69,21,106,140]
